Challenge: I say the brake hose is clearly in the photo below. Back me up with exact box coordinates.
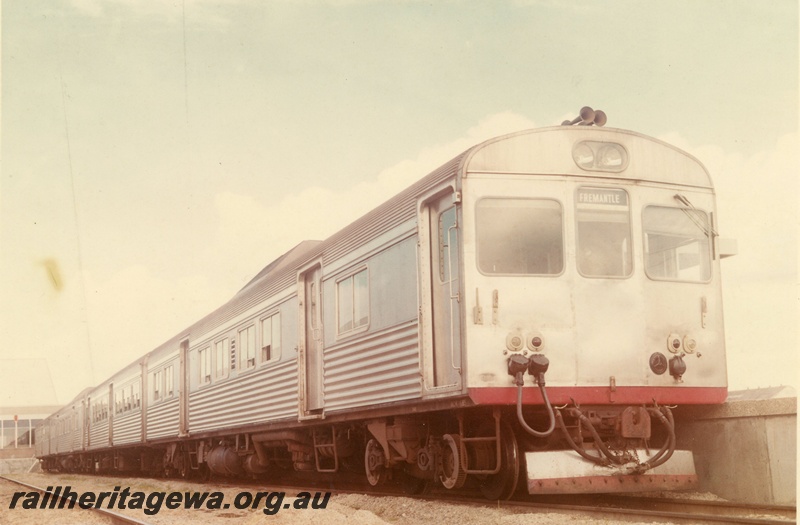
[555,409,611,465]
[515,374,556,438]
[642,407,676,469]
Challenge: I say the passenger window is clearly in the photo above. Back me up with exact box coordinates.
[215,338,230,379]
[477,199,563,275]
[337,269,369,335]
[153,370,162,401]
[576,187,632,278]
[643,206,711,282]
[199,347,212,385]
[239,325,257,370]
[260,313,281,364]
[133,382,140,408]
[165,365,174,397]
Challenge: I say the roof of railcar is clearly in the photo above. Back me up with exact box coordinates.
[461,126,713,188]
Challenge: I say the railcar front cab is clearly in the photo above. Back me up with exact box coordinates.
[459,125,736,494]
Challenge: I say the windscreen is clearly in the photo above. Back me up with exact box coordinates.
[476,198,563,275]
[643,206,712,282]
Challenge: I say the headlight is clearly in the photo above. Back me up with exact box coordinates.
[596,144,626,170]
[572,143,594,169]
[572,141,628,172]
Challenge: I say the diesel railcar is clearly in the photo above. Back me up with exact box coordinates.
[36,109,736,499]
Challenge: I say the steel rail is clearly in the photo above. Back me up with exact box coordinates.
[409,489,797,525]
[486,497,796,525]
[548,494,796,522]
[1,475,153,525]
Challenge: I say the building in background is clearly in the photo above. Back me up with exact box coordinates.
[0,359,61,472]
[727,386,797,402]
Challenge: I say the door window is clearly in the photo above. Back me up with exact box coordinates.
[576,187,632,278]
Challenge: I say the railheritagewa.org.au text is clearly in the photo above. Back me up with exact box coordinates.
[7,485,331,515]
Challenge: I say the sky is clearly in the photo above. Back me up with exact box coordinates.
[1,0,797,406]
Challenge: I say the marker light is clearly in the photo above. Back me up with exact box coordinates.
[527,332,544,352]
[667,333,683,354]
[506,332,524,352]
[683,335,697,354]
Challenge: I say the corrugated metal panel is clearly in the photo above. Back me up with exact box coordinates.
[72,427,81,452]
[37,419,55,456]
[188,360,298,433]
[147,398,179,440]
[88,421,109,450]
[113,412,142,445]
[324,320,421,412]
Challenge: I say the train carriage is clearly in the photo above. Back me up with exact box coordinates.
[37,110,735,499]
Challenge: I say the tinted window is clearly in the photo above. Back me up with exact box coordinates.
[477,199,563,275]
[576,187,632,277]
[337,269,369,334]
[643,206,711,282]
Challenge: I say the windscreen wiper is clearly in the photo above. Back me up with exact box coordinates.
[673,194,717,237]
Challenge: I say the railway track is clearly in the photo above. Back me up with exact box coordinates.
[7,472,795,525]
[558,494,796,523]
[490,494,797,525]
[1,475,153,525]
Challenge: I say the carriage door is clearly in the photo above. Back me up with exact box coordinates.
[81,400,88,450]
[300,264,324,415]
[178,339,189,437]
[428,195,462,389]
[85,397,91,448]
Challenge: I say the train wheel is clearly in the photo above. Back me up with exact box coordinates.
[477,421,519,500]
[439,434,467,490]
[364,438,386,486]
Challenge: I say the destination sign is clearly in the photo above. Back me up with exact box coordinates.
[577,188,628,207]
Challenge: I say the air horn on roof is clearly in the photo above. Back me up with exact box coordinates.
[562,106,607,127]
